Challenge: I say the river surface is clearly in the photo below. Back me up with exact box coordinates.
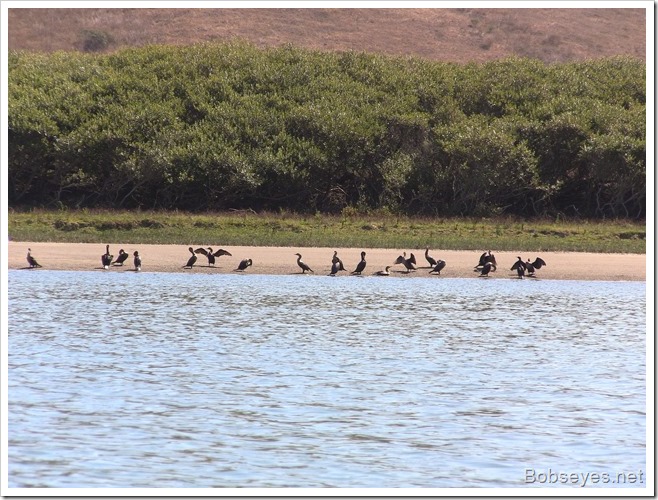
[7,270,646,489]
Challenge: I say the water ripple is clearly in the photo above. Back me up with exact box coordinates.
[8,271,646,488]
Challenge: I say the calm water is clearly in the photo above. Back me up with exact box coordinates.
[8,270,646,489]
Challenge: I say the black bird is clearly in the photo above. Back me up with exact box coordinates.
[133,251,141,271]
[101,244,113,269]
[394,252,417,273]
[351,251,367,275]
[524,259,537,276]
[478,261,496,277]
[374,266,392,276]
[511,257,526,278]
[113,249,129,266]
[331,251,346,272]
[195,247,232,266]
[295,253,314,274]
[26,248,42,268]
[511,256,545,278]
[511,256,525,272]
[424,248,437,267]
[329,260,341,276]
[529,257,547,270]
[475,250,497,271]
[183,247,198,268]
[429,259,446,275]
[235,259,253,271]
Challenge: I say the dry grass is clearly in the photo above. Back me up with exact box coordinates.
[8,7,645,63]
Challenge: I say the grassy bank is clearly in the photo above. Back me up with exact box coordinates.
[7,209,646,254]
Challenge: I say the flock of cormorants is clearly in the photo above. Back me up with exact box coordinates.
[23,246,547,278]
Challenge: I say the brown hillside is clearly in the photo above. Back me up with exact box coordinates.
[7,7,646,63]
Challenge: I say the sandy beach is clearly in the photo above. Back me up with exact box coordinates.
[8,241,646,281]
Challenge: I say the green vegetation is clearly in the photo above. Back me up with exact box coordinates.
[8,209,645,254]
[9,42,645,219]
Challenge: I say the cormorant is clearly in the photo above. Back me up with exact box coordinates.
[113,249,129,266]
[331,251,346,272]
[295,253,314,274]
[101,245,113,270]
[530,257,547,270]
[183,247,198,268]
[511,256,525,272]
[195,247,232,266]
[374,266,391,276]
[425,248,437,267]
[511,257,525,278]
[429,259,446,275]
[478,261,496,277]
[26,248,42,268]
[329,261,340,276]
[394,252,416,273]
[475,250,496,271]
[133,251,141,271]
[351,251,367,275]
[235,259,252,271]
[511,256,545,278]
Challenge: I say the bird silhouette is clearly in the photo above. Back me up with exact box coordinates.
[26,248,42,268]
[235,258,253,271]
[183,247,198,268]
[331,251,346,272]
[477,261,496,277]
[113,249,129,266]
[424,248,437,267]
[351,251,367,275]
[101,245,113,269]
[394,252,416,273]
[429,260,446,275]
[475,250,496,271]
[195,247,232,266]
[133,251,141,271]
[295,253,314,274]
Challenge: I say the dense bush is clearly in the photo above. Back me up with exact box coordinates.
[8,42,646,218]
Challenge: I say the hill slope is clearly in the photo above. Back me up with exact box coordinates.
[7,7,646,63]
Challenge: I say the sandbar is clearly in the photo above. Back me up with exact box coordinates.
[7,241,646,281]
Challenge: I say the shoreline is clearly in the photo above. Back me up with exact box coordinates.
[7,241,646,281]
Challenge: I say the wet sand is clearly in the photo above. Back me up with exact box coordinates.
[8,241,646,281]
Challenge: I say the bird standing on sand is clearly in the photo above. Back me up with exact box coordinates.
[512,257,526,278]
[331,251,346,272]
[511,256,525,271]
[295,253,314,274]
[235,259,253,271]
[133,251,141,271]
[429,259,446,275]
[113,249,129,266]
[195,247,232,266]
[183,247,198,269]
[475,250,497,271]
[394,252,416,273]
[478,261,495,277]
[101,245,113,270]
[524,257,547,277]
[425,248,437,267]
[351,251,367,275]
[511,256,546,278]
[26,248,42,268]
[528,257,547,271]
